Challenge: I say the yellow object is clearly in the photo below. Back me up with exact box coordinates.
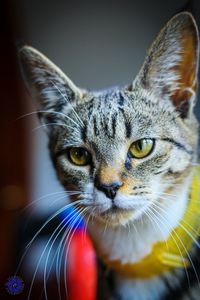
[104,166,200,278]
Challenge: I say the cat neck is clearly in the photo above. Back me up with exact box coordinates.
[87,173,194,267]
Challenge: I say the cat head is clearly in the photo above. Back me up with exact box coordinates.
[19,12,199,226]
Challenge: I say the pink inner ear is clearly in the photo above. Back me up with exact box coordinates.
[171,27,198,109]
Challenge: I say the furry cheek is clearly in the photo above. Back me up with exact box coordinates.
[119,177,140,195]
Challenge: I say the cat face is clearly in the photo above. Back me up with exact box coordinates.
[19,12,199,226]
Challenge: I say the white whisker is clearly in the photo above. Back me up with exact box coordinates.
[50,79,84,128]
[43,206,86,300]
[32,122,79,133]
[63,207,89,299]
[15,200,84,276]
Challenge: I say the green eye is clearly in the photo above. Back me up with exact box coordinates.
[68,147,91,166]
[129,139,154,159]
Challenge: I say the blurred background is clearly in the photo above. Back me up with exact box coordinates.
[1,0,200,299]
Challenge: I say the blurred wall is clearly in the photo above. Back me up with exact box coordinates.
[13,0,200,214]
[0,2,30,296]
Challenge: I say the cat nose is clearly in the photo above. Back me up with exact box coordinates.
[97,182,122,199]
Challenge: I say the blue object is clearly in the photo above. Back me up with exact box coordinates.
[5,276,24,295]
[60,206,85,230]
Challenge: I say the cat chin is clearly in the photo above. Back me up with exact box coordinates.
[92,204,150,227]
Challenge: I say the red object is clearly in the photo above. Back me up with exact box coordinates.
[67,229,97,300]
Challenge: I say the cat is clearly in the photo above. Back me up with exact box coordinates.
[19,11,200,300]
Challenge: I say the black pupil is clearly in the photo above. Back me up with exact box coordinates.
[75,148,87,159]
[137,140,143,150]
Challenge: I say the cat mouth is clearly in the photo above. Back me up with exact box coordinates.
[97,201,151,224]
[96,205,137,225]
[100,204,133,216]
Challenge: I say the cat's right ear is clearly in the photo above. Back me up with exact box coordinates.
[18,46,82,126]
[132,12,199,119]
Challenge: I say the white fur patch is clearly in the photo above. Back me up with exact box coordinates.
[88,175,192,264]
[114,274,167,300]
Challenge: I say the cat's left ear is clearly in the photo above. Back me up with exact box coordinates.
[133,12,199,118]
[18,46,83,127]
